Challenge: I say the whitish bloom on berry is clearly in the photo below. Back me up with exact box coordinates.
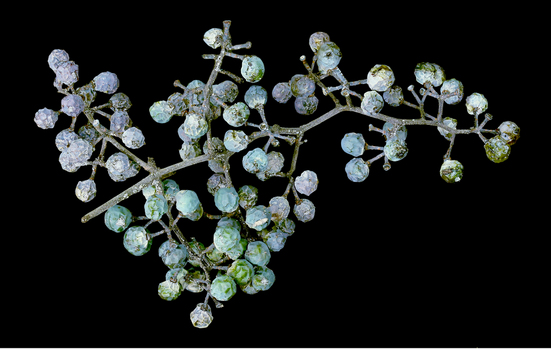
[75,179,97,203]
[437,117,458,141]
[316,41,342,74]
[61,94,85,117]
[35,108,59,129]
[466,93,488,115]
[93,71,119,94]
[122,127,145,149]
[251,266,275,291]
[309,32,330,53]
[175,190,201,216]
[190,303,213,328]
[244,85,268,109]
[294,199,315,223]
[272,82,292,103]
[294,170,319,196]
[55,60,79,86]
[183,113,208,139]
[214,187,239,213]
[149,101,174,124]
[383,85,404,107]
[341,133,366,157]
[246,205,271,231]
[265,229,288,252]
[223,130,248,152]
[440,159,464,183]
[203,28,223,48]
[106,152,131,176]
[223,102,250,127]
[242,148,268,174]
[269,196,290,223]
[123,226,152,256]
[414,62,445,87]
[367,64,395,92]
[104,205,132,233]
[440,78,464,105]
[48,49,69,70]
[345,158,369,182]
[361,91,384,115]
[55,129,79,152]
[241,55,265,83]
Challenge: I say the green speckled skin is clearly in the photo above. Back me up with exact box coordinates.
[244,241,271,266]
[210,275,237,301]
[227,259,254,285]
[484,135,510,163]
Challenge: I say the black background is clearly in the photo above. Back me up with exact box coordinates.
[10,5,543,348]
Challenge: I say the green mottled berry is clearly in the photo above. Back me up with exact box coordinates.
[144,194,168,221]
[166,268,189,290]
[158,280,181,301]
[440,159,464,183]
[213,226,240,253]
[484,135,511,163]
[251,266,275,291]
[123,226,152,256]
[240,281,260,295]
[210,275,237,301]
[206,246,225,264]
[226,238,248,260]
[244,241,271,266]
[104,205,132,232]
[185,268,206,293]
[227,259,254,285]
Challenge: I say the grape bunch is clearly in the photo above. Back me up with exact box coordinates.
[34,49,147,202]
[34,20,520,330]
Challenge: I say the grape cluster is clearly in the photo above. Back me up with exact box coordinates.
[34,49,146,202]
[105,169,310,327]
[35,20,520,331]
